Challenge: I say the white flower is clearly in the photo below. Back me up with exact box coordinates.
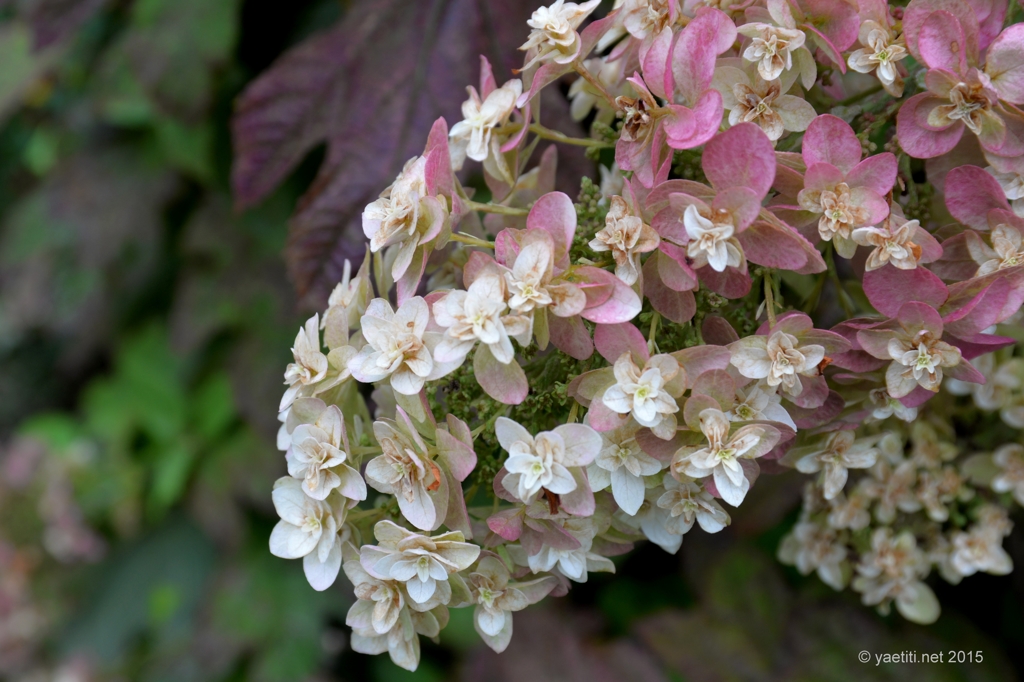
[281,314,329,411]
[847,22,908,96]
[359,520,480,604]
[656,475,730,534]
[523,518,615,582]
[671,408,780,506]
[729,330,825,398]
[790,431,879,500]
[496,417,601,504]
[992,443,1024,505]
[601,353,682,438]
[432,272,530,365]
[449,79,523,169]
[348,297,438,396]
[286,404,367,502]
[467,556,556,653]
[569,57,628,122]
[588,420,663,515]
[268,477,344,591]
[867,387,918,422]
[826,485,872,531]
[778,520,848,590]
[519,0,601,70]
[712,67,816,141]
[987,166,1024,217]
[974,224,1024,276]
[737,23,806,82]
[365,417,443,531]
[851,528,939,624]
[322,256,372,349]
[725,383,796,429]
[503,234,586,318]
[852,218,923,271]
[345,559,448,672]
[362,157,448,280]
[885,333,962,397]
[682,204,743,272]
[588,196,659,285]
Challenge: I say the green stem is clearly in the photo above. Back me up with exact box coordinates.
[461,200,529,217]
[529,123,613,148]
[450,232,497,248]
[763,270,778,328]
[573,62,620,110]
[825,244,855,317]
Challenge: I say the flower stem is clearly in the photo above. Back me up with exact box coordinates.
[450,231,498,248]
[648,312,661,355]
[531,123,613,148]
[461,200,529,217]
[573,61,620,110]
[763,270,778,328]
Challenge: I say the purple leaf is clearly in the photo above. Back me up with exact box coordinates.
[594,322,650,365]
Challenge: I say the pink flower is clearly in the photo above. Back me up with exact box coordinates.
[793,115,896,258]
[857,302,984,399]
[897,4,1024,159]
[615,8,736,187]
[646,123,825,302]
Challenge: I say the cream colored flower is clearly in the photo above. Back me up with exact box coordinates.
[851,528,939,624]
[467,556,557,653]
[286,404,366,502]
[847,22,908,97]
[449,79,522,169]
[523,518,615,582]
[588,420,663,515]
[345,558,448,672]
[362,157,449,280]
[569,57,628,123]
[433,272,529,365]
[359,520,480,604]
[348,297,436,396]
[738,23,806,81]
[798,182,870,252]
[322,256,372,349]
[852,217,923,271]
[885,332,962,397]
[671,408,779,506]
[589,196,659,285]
[496,417,601,504]
[973,224,1024,276]
[656,475,730,533]
[365,418,443,531]
[683,204,743,272]
[726,383,796,429]
[790,431,879,500]
[520,0,601,70]
[778,520,848,590]
[268,477,345,591]
[729,330,825,398]
[713,67,815,141]
[992,443,1024,505]
[949,506,1013,578]
[601,352,683,438]
[281,314,329,411]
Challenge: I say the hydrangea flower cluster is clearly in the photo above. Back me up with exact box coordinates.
[268,0,1024,670]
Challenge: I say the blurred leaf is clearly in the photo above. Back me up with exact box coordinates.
[149,442,195,515]
[0,21,60,123]
[191,371,236,442]
[120,0,240,120]
[16,0,109,50]
[230,0,555,302]
[154,117,215,182]
[59,517,217,662]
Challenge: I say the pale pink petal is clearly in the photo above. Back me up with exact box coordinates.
[594,322,650,365]
[527,191,577,272]
[945,165,1012,230]
[475,345,527,405]
[802,114,861,174]
[702,122,776,198]
[918,10,968,72]
[896,93,965,159]
[669,7,736,105]
[986,24,1024,104]
[846,153,898,195]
